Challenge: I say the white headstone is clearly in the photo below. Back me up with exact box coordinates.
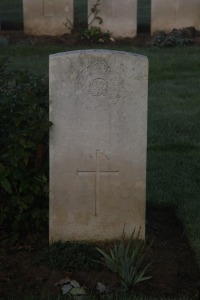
[151,0,200,34]
[23,0,73,36]
[88,0,137,38]
[49,50,148,242]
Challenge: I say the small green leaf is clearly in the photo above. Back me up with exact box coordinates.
[1,178,12,194]
[70,280,80,288]
[61,284,72,295]
[70,287,86,295]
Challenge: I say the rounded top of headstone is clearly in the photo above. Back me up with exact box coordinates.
[49,49,148,112]
[49,49,148,63]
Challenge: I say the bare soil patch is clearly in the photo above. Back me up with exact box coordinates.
[0,206,199,299]
[0,30,200,47]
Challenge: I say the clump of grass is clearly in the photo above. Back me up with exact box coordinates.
[96,228,152,290]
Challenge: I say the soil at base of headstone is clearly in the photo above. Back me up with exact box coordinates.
[0,205,199,299]
[1,30,200,47]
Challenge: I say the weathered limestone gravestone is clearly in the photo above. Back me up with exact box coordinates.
[88,0,137,38]
[151,0,200,34]
[23,0,73,35]
[49,50,148,241]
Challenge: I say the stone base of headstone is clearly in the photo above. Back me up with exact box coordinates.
[88,0,137,38]
[23,0,73,36]
[151,0,200,34]
[49,50,148,242]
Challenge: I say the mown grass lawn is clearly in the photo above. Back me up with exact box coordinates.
[1,44,200,300]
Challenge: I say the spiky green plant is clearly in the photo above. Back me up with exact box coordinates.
[96,228,152,290]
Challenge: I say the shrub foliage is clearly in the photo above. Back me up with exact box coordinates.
[0,58,51,241]
[149,28,194,47]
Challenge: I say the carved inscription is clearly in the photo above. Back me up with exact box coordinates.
[77,150,119,216]
[89,78,107,96]
[76,59,124,111]
[43,0,54,16]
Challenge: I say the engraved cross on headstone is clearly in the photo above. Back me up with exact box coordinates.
[77,150,119,216]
